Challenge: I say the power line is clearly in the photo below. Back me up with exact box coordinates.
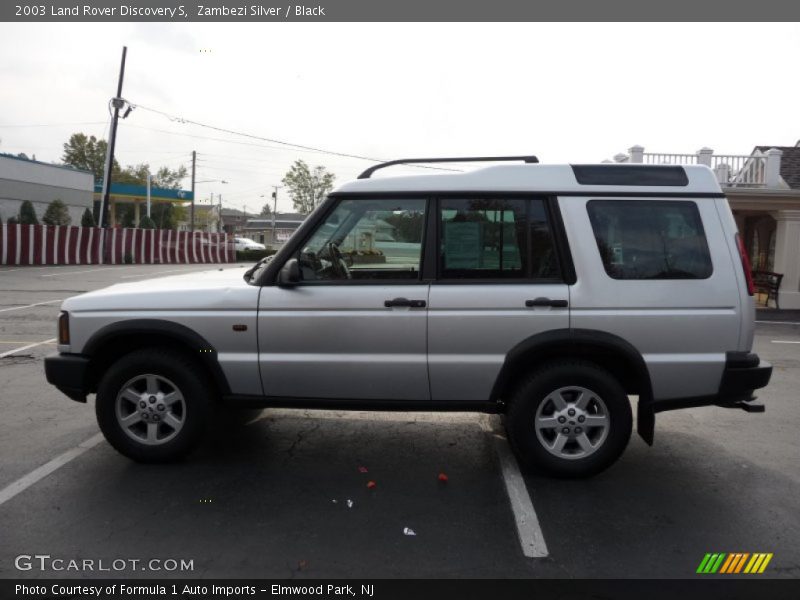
[130,102,461,173]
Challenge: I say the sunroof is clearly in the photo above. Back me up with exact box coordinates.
[571,165,689,187]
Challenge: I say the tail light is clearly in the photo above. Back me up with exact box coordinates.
[735,233,755,296]
[58,311,70,345]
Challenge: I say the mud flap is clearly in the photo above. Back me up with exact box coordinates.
[637,397,655,446]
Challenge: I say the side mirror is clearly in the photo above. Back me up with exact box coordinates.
[278,258,301,286]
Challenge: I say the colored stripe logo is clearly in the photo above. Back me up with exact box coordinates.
[697,553,773,574]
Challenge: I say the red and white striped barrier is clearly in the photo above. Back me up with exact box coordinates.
[0,224,235,265]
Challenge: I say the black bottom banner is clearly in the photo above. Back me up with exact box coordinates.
[2,579,800,600]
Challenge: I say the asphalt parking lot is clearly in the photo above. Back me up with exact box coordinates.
[0,263,798,579]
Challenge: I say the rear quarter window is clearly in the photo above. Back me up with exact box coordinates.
[587,200,713,280]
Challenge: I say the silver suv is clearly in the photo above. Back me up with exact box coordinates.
[45,158,772,477]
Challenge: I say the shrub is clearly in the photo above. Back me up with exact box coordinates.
[123,253,134,265]
[19,200,39,225]
[81,208,96,227]
[42,199,72,226]
[7,216,18,225]
[236,248,277,262]
[138,215,156,229]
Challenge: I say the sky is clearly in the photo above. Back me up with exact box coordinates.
[1,22,799,214]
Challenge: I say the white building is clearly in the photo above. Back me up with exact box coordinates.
[0,153,93,224]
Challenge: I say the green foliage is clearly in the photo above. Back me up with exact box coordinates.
[383,211,425,243]
[81,208,96,227]
[282,160,335,215]
[42,199,72,226]
[7,216,18,225]
[139,215,156,229]
[151,203,177,230]
[19,200,39,225]
[259,203,272,216]
[115,163,188,189]
[118,204,136,228]
[123,253,134,265]
[62,133,116,181]
[236,248,277,262]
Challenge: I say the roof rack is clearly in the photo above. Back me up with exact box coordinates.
[357,155,539,179]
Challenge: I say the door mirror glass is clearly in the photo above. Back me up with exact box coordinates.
[278,258,301,286]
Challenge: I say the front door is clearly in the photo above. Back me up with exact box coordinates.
[257,197,430,401]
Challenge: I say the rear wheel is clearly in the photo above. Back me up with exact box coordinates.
[506,360,632,478]
[96,348,213,463]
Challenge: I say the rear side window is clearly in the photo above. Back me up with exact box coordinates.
[587,200,713,280]
[438,198,560,280]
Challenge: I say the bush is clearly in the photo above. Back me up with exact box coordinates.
[236,248,277,262]
[123,253,134,265]
[19,200,39,225]
[138,215,156,229]
[81,208,96,227]
[7,216,18,225]
[42,199,72,226]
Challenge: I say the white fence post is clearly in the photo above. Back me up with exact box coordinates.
[714,164,730,186]
[696,147,714,167]
[765,148,783,188]
[628,145,644,164]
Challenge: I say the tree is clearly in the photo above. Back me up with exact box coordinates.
[282,160,335,215]
[19,200,39,225]
[62,133,117,181]
[259,203,272,217]
[81,208,96,227]
[139,215,156,229]
[7,216,18,225]
[115,163,188,189]
[42,199,72,226]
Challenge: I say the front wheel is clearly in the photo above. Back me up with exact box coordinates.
[96,348,213,463]
[506,360,632,478]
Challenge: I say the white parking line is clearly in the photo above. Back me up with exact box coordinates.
[480,418,549,558]
[0,268,20,273]
[0,299,63,313]
[120,267,202,279]
[0,434,104,508]
[0,338,57,358]
[756,320,800,326]
[40,267,121,277]
[771,340,800,344]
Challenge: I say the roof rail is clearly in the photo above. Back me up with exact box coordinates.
[357,155,539,179]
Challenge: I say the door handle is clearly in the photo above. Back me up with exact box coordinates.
[384,297,427,308]
[525,297,568,308]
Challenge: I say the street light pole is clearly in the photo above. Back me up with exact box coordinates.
[271,185,282,245]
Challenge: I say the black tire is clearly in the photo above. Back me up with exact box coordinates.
[95,348,214,463]
[506,360,632,478]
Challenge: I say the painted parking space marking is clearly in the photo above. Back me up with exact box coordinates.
[0,299,63,313]
[480,417,549,558]
[0,434,104,508]
[771,340,800,344]
[0,338,57,358]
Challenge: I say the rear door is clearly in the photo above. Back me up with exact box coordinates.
[427,197,570,402]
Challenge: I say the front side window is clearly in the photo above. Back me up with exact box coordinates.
[587,200,713,280]
[438,198,559,280]
[297,198,426,282]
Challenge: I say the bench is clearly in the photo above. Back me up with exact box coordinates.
[752,270,783,309]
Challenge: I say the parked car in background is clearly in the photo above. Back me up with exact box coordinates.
[234,237,266,252]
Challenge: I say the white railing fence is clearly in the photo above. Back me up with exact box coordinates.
[615,145,783,188]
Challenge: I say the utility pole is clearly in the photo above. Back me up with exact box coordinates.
[218,194,223,233]
[271,185,282,245]
[99,46,128,233]
[190,150,196,231]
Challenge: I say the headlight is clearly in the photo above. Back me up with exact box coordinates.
[58,311,70,345]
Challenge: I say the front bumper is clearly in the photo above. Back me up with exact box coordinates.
[44,353,90,403]
[638,351,772,444]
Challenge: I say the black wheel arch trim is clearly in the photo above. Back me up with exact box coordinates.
[490,328,656,444]
[82,319,231,395]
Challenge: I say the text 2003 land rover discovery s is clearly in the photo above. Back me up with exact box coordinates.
[45,158,772,477]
